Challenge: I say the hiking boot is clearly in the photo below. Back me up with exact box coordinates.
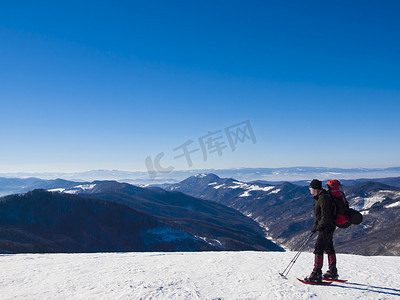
[306,267,322,282]
[323,266,338,280]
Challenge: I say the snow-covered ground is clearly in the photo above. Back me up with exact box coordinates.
[1,251,399,299]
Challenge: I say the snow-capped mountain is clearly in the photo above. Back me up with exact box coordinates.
[166,173,282,207]
[345,181,400,211]
[164,174,400,255]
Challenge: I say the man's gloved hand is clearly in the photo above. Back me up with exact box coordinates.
[311,225,318,233]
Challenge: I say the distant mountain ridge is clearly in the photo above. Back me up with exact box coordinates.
[0,177,85,197]
[1,166,400,185]
[2,174,400,198]
[252,177,400,187]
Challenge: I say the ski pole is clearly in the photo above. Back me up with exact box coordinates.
[279,232,313,278]
[279,232,314,279]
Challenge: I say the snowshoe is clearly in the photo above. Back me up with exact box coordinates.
[323,268,338,280]
[307,267,322,283]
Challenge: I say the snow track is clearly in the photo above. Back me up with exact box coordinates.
[0,251,399,299]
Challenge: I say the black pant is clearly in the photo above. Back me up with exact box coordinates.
[314,227,335,255]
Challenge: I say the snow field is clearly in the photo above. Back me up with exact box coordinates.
[0,251,399,300]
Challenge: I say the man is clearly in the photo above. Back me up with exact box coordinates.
[307,179,338,282]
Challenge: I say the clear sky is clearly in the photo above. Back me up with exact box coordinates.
[0,1,399,173]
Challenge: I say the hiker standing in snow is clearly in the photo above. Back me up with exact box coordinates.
[308,179,338,282]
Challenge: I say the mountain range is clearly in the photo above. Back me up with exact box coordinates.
[0,181,281,253]
[1,173,400,255]
[164,174,400,256]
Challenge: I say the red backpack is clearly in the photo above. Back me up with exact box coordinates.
[327,179,363,228]
[326,179,351,228]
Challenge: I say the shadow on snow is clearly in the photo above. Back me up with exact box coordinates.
[331,282,400,297]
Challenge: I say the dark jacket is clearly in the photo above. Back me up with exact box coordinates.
[312,189,335,232]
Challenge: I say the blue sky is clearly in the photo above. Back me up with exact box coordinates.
[0,1,399,173]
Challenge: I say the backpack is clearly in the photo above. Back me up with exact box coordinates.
[326,179,363,228]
